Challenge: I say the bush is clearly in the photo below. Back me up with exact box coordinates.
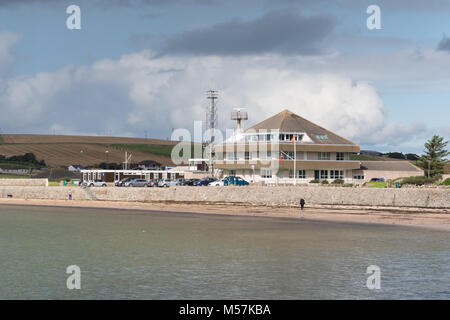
[442,178,450,186]
[309,179,320,183]
[331,179,344,184]
[321,180,329,185]
[400,176,440,186]
[343,183,354,187]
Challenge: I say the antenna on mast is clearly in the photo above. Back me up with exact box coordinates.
[231,108,248,133]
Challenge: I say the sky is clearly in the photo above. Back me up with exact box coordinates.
[0,0,449,154]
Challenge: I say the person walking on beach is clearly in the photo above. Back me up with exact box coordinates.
[299,198,305,210]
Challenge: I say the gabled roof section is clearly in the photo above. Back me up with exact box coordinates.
[246,109,357,145]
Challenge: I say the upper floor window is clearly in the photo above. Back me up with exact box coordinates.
[336,152,344,161]
[318,152,331,160]
[316,134,329,140]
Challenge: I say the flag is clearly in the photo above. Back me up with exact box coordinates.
[290,135,296,142]
[280,153,283,161]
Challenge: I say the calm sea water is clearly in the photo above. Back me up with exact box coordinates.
[0,204,448,299]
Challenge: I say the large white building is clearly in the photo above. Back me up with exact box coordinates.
[213,109,361,184]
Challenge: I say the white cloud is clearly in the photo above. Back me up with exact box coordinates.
[0,31,19,78]
[0,47,428,149]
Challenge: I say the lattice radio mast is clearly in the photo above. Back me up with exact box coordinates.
[205,90,218,144]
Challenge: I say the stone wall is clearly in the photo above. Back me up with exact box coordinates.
[0,185,449,208]
[0,179,48,186]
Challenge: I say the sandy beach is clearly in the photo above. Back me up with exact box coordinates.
[0,198,449,232]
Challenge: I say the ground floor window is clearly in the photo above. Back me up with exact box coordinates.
[320,170,328,179]
[229,170,236,176]
[261,168,272,178]
[330,170,344,179]
[298,169,306,179]
[354,175,365,180]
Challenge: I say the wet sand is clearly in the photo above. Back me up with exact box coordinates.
[0,198,449,232]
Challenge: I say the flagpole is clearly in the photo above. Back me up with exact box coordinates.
[294,134,296,186]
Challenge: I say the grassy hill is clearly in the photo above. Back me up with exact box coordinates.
[0,134,191,167]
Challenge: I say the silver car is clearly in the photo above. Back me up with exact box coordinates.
[83,179,107,187]
[126,179,149,187]
[158,179,177,187]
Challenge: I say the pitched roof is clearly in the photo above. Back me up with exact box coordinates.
[246,109,357,145]
[360,161,423,172]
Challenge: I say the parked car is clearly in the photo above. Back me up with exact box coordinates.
[148,179,160,187]
[83,179,107,187]
[195,178,217,186]
[127,179,149,187]
[370,178,385,182]
[185,179,200,186]
[175,178,187,186]
[115,177,133,187]
[224,176,249,186]
[209,179,227,186]
[158,179,177,187]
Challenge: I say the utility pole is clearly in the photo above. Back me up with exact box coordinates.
[206,90,219,175]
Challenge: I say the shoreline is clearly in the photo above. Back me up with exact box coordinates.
[1,198,450,232]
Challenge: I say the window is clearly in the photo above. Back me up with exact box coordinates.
[298,169,306,179]
[336,152,344,161]
[318,152,331,160]
[330,170,344,179]
[316,134,328,140]
[229,170,236,176]
[320,170,328,179]
[279,134,285,141]
[261,168,272,178]
[354,175,365,180]
[226,152,237,160]
[260,150,271,160]
[245,152,250,160]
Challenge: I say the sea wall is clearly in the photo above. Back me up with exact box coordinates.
[0,179,48,187]
[0,185,449,209]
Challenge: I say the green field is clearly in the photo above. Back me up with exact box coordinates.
[0,161,41,168]
[111,143,203,158]
[350,154,381,161]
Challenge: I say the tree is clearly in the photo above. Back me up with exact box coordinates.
[384,152,405,159]
[405,153,419,161]
[417,135,449,177]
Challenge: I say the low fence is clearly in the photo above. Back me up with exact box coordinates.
[0,185,449,209]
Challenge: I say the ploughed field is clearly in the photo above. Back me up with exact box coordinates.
[0,134,182,167]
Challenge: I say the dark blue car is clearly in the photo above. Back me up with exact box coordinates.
[195,178,217,186]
